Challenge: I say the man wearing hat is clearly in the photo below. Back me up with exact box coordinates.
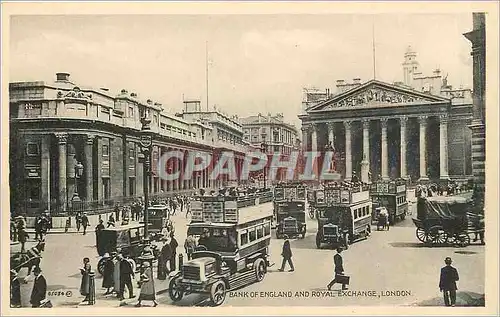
[30,266,47,307]
[439,257,460,307]
[327,247,348,291]
[81,212,89,235]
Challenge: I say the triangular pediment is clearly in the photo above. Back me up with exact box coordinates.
[307,80,449,112]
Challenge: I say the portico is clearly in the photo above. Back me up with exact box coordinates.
[299,80,470,184]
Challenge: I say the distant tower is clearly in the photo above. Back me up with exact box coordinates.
[402,45,420,86]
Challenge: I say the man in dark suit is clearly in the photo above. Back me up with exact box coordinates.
[118,255,135,300]
[30,266,47,307]
[327,247,348,290]
[439,257,459,306]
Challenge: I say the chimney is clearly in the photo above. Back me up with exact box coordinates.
[336,79,345,86]
[121,89,128,95]
[433,69,441,76]
[147,99,153,105]
[353,78,361,84]
[56,72,70,82]
[326,88,330,97]
[130,92,137,98]
[100,88,109,92]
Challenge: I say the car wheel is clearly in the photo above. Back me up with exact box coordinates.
[210,280,227,306]
[254,258,266,282]
[168,276,184,302]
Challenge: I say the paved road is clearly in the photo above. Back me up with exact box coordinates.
[13,198,484,308]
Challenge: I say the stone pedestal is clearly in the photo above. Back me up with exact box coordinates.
[360,160,370,184]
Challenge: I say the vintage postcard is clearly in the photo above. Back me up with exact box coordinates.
[2,1,499,316]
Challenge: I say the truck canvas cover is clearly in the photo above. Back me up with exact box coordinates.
[417,196,469,220]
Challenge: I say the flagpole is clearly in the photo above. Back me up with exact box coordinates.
[206,41,209,111]
[372,18,376,80]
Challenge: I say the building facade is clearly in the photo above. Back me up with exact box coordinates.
[9,73,249,216]
[463,13,486,202]
[299,48,473,184]
[240,113,299,182]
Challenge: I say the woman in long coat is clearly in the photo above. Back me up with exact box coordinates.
[136,262,157,307]
[79,257,91,302]
[101,253,114,295]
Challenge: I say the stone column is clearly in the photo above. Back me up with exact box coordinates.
[418,115,429,181]
[381,118,389,180]
[439,114,450,181]
[85,135,95,201]
[311,124,318,152]
[400,116,408,179]
[55,133,68,210]
[344,121,352,181]
[177,149,183,191]
[361,119,370,183]
[327,122,335,145]
[41,136,51,209]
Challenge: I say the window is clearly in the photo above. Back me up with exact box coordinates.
[129,106,134,117]
[257,226,264,239]
[240,231,248,245]
[26,143,39,156]
[129,148,135,159]
[102,145,109,157]
[249,229,256,242]
[264,223,271,236]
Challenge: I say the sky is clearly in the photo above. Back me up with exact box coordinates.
[9,14,474,127]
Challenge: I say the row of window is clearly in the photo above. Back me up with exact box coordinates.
[239,222,271,246]
[353,205,371,220]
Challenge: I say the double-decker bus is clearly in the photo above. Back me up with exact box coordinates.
[315,183,372,249]
[168,195,272,306]
[370,179,408,225]
[273,182,307,239]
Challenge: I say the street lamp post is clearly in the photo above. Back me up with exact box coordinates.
[140,117,153,239]
[261,142,267,189]
[72,162,84,202]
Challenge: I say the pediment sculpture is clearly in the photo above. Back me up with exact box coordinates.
[324,86,436,110]
[57,87,92,100]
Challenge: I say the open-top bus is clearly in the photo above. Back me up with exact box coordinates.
[273,182,307,239]
[168,195,272,306]
[370,179,408,225]
[315,183,372,249]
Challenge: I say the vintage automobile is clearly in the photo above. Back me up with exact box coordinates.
[144,204,170,241]
[96,223,158,274]
[273,182,307,239]
[168,195,272,306]
[316,183,372,249]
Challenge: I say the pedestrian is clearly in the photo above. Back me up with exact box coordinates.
[118,254,135,300]
[95,220,105,256]
[114,204,120,222]
[473,214,485,245]
[184,234,197,260]
[79,257,92,302]
[327,247,348,291]
[76,212,82,232]
[101,253,114,295]
[64,216,71,233]
[10,270,21,308]
[11,218,18,242]
[107,214,116,228]
[18,225,28,253]
[81,212,89,235]
[34,215,42,241]
[29,266,47,308]
[278,238,294,272]
[136,262,158,307]
[170,233,179,271]
[158,239,172,280]
[112,252,121,295]
[439,257,460,307]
